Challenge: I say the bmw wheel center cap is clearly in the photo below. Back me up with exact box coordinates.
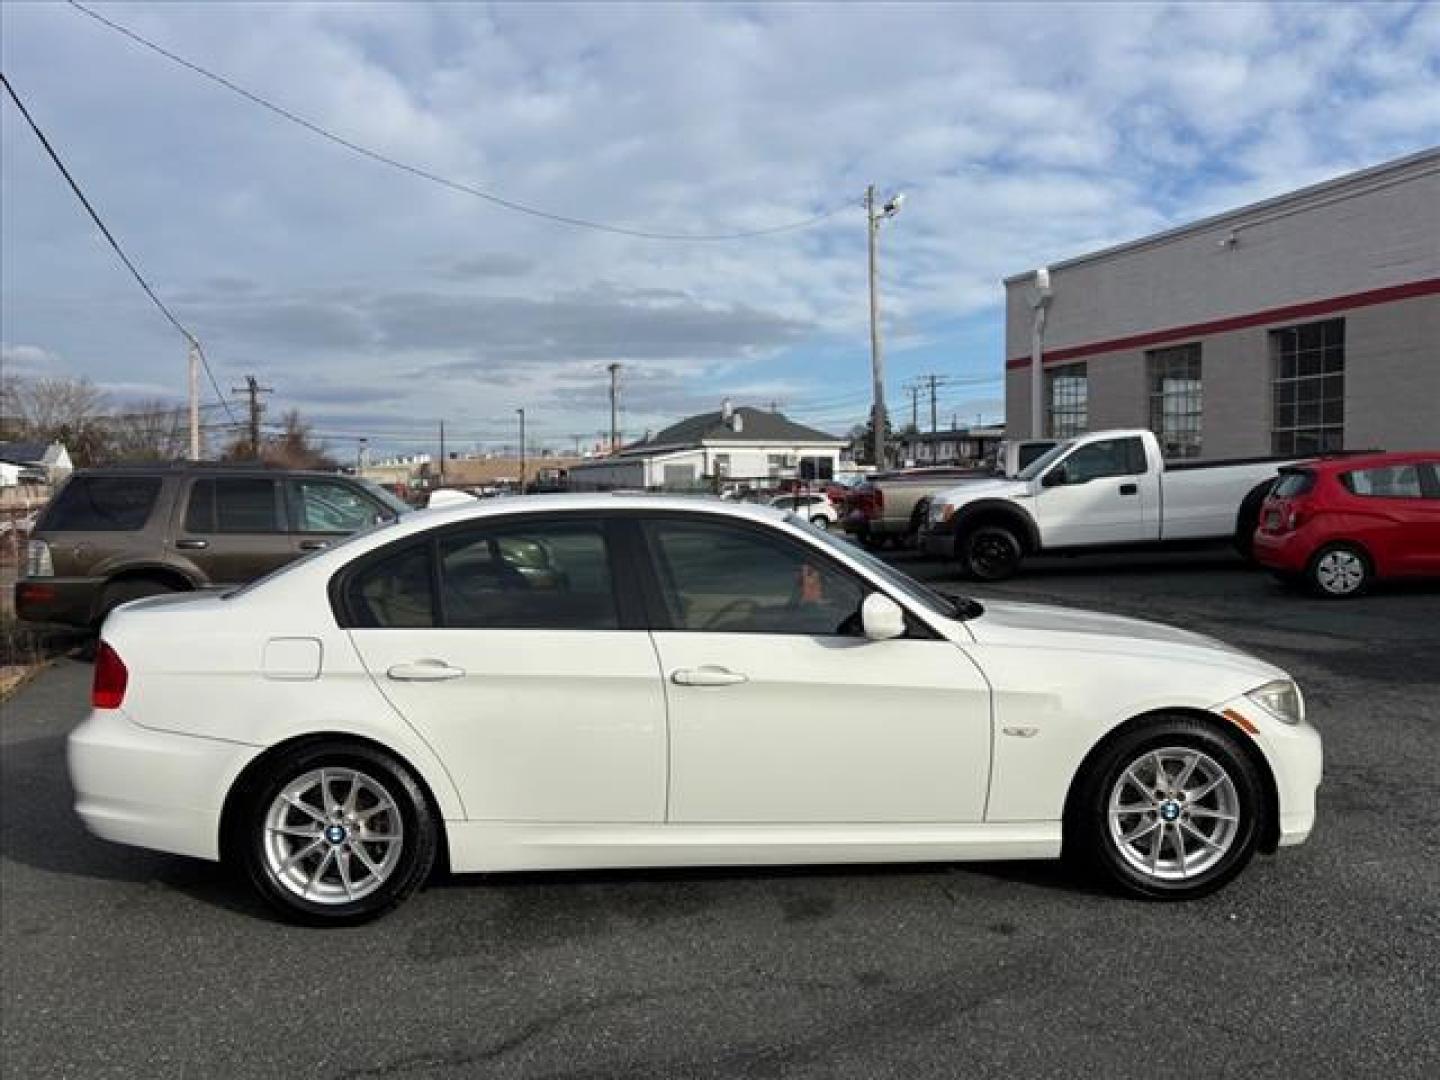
[1159,801,1181,822]
[325,824,348,844]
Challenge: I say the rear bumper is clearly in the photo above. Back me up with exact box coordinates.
[68,707,259,862]
[15,578,101,627]
[1252,531,1312,574]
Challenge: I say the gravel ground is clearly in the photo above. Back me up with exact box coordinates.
[2,547,1437,1079]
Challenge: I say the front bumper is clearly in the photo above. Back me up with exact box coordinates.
[68,708,259,862]
[1217,695,1323,847]
[15,578,102,627]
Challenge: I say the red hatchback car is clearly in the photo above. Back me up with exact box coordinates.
[1254,452,1440,597]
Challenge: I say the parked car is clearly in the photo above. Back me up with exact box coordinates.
[1253,452,1440,597]
[768,493,839,529]
[921,430,1301,580]
[71,494,1320,923]
[15,464,408,628]
[845,440,1056,549]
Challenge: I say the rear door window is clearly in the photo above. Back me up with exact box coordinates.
[438,521,619,630]
[1341,465,1425,499]
[184,478,285,533]
[42,476,162,531]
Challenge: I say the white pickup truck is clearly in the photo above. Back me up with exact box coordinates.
[920,429,1298,580]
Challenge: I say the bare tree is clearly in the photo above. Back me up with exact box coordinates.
[1,376,111,465]
[106,399,190,463]
[224,408,336,470]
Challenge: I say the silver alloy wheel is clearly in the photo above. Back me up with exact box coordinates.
[1315,549,1365,595]
[1107,747,1240,882]
[263,767,404,905]
[810,515,831,531]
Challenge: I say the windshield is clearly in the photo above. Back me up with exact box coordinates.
[1016,440,1074,482]
[788,513,978,621]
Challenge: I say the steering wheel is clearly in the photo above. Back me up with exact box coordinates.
[702,598,759,631]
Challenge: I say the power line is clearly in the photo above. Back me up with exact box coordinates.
[0,70,238,425]
[65,1,852,243]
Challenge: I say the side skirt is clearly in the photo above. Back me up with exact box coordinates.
[444,821,1062,874]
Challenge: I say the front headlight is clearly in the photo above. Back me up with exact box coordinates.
[1246,679,1304,725]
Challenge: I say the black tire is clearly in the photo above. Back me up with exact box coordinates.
[1232,482,1272,561]
[234,741,438,926]
[809,515,831,531]
[95,576,179,628]
[960,524,1023,581]
[1067,715,1266,900]
[1307,542,1370,599]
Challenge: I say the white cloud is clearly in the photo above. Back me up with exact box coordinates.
[1,0,1435,451]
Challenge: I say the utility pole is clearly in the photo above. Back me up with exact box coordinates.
[907,383,920,430]
[607,363,621,453]
[926,373,940,434]
[187,340,201,461]
[232,375,273,459]
[516,408,526,492]
[866,185,904,467]
[438,420,446,484]
[1030,267,1053,439]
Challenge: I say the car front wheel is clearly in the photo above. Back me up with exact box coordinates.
[809,514,831,531]
[1069,716,1265,900]
[236,742,438,925]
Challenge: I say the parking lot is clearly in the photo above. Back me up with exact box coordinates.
[3,549,1438,1079]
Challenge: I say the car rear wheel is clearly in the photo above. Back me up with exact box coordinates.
[961,524,1023,581]
[1309,543,1370,598]
[236,742,437,925]
[1068,716,1264,900]
[809,514,831,531]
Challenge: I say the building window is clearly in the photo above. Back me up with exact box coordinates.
[1046,363,1088,438]
[712,453,731,478]
[1148,344,1203,459]
[1271,319,1344,455]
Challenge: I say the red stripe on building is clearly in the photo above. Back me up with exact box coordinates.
[1006,277,1440,370]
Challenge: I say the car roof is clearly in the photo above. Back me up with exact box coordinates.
[1286,450,1439,474]
[66,464,359,479]
[403,492,788,529]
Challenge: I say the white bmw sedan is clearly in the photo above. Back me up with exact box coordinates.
[70,495,1321,924]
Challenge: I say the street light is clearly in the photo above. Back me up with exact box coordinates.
[866,185,905,467]
[1029,267,1053,439]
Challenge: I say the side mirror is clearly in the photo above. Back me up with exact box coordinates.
[861,592,906,641]
[1042,465,1068,488]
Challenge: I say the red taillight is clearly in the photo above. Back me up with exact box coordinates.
[91,642,129,710]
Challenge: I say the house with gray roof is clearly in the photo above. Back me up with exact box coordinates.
[567,401,845,491]
[0,440,73,486]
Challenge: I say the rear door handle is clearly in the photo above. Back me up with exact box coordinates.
[671,666,749,687]
[299,539,330,551]
[387,660,466,682]
[175,538,209,550]
[1119,483,1138,496]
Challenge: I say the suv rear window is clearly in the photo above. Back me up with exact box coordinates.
[1271,470,1315,498]
[41,476,162,531]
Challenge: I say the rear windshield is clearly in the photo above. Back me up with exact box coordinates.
[1271,470,1315,498]
[40,476,162,531]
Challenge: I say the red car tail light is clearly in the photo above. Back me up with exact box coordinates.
[92,642,129,710]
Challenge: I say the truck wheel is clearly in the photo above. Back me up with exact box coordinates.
[1232,482,1271,561]
[962,525,1023,581]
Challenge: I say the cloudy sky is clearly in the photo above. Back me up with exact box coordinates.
[3,1,1437,456]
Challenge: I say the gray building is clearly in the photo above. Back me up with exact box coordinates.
[1004,149,1439,458]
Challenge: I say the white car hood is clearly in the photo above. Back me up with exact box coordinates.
[969,599,1282,677]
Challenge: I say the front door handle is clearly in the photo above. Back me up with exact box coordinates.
[387,660,466,682]
[671,666,749,687]
[1119,483,1138,496]
[175,538,209,550]
[299,539,330,551]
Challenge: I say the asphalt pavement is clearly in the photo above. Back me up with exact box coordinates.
[2,547,1438,1078]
